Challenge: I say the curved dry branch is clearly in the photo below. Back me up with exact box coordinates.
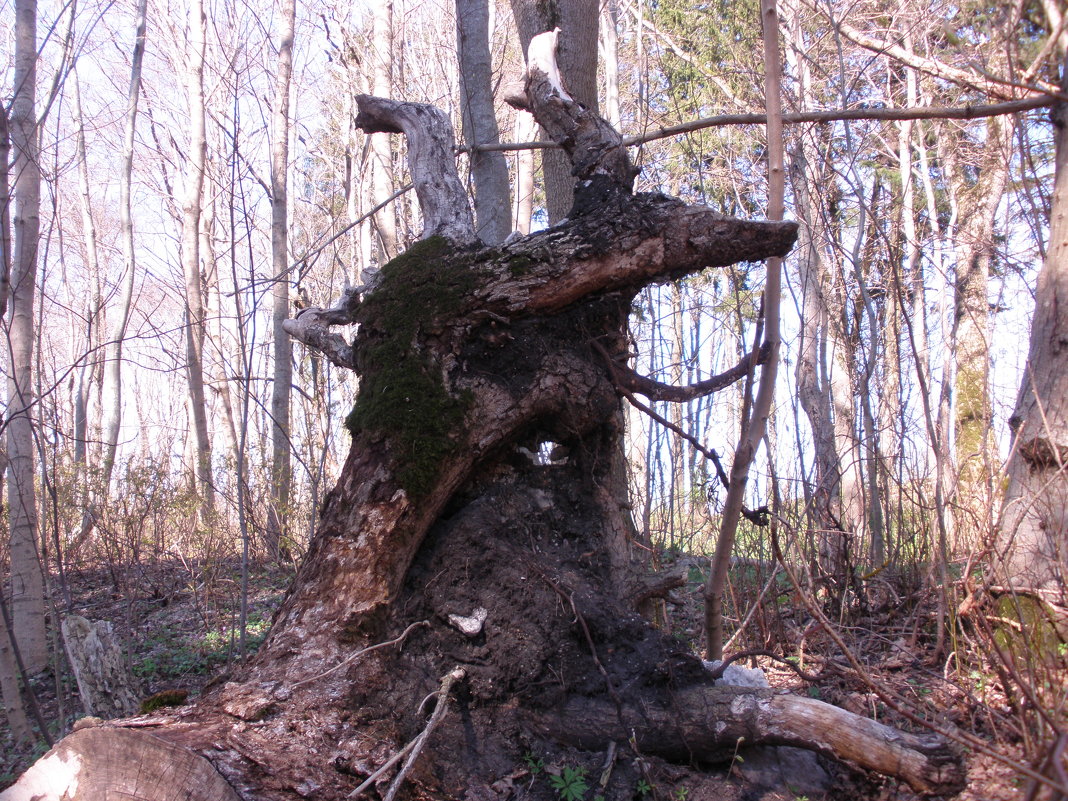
[354,96,474,244]
[612,344,770,402]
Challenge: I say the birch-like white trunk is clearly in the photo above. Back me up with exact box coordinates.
[0,604,31,741]
[511,112,535,235]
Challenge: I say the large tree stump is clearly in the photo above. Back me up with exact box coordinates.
[7,31,965,801]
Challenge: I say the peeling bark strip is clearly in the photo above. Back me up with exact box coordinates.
[506,30,637,204]
[61,616,140,719]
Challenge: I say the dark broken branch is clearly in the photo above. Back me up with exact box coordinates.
[354,96,474,243]
[505,29,637,199]
[626,564,688,606]
[611,343,771,402]
[497,198,798,315]
[593,340,768,527]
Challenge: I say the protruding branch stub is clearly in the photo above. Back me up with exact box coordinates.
[354,96,475,244]
[505,29,637,202]
[281,290,357,370]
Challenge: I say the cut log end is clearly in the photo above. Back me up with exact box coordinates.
[0,726,242,801]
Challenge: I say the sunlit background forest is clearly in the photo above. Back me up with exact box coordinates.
[1,0,1065,794]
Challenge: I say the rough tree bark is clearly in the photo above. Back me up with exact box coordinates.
[4,34,964,801]
[6,0,48,676]
[999,52,1068,593]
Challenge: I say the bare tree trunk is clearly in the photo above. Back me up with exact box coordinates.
[945,115,1013,542]
[370,0,399,260]
[70,73,103,468]
[0,607,31,742]
[790,147,848,543]
[457,0,511,244]
[599,0,621,130]
[181,0,215,516]
[268,0,296,561]
[1000,55,1068,591]
[511,111,535,234]
[0,108,10,319]
[6,0,48,676]
[99,0,148,488]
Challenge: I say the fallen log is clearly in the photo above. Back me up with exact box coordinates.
[536,685,965,796]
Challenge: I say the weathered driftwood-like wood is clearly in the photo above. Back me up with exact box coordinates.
[354,96,474,244]
[61,615,140,719]
[0,725,241,801]
[280,291,357,370]
[536,687,965,796]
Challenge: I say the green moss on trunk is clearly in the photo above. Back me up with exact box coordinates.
[345,237,476,499]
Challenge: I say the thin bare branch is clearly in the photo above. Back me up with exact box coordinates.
[477,95,1055,154]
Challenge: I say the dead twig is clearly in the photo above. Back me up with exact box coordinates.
[378,667,465,801]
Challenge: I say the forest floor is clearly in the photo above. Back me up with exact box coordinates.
[0,557,1037,799]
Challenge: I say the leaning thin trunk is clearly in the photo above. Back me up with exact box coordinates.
[70,73,103,468]
[704,0,784,661]
[99,0,148,488]
[180,0,215,516]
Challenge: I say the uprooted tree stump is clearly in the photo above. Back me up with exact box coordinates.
[2,33,965,801]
